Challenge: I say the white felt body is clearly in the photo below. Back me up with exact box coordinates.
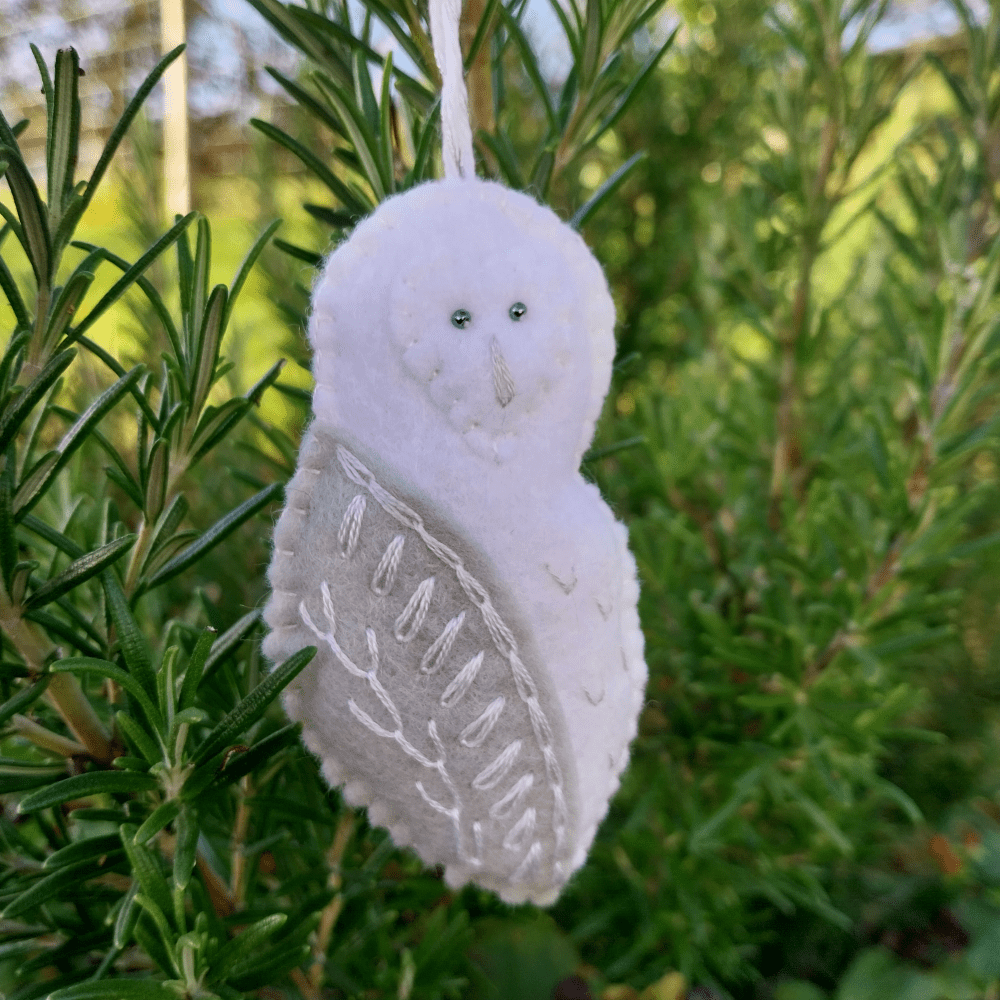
[264,180,646,904]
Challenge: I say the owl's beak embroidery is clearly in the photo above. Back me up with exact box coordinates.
[491,337,516,408]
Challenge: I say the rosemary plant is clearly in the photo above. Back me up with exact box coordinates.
[0,45,318,999]
[1,0,999,997]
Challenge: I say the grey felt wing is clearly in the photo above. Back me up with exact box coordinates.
[264,428,576,904]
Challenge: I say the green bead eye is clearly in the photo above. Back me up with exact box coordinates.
[451,308,472,329]
[509,301,527,321]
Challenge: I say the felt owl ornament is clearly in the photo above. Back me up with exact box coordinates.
[263,0,647,906]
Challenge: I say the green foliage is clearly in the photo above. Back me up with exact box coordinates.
[0,42,332,1000]
[246,0,669,239]
[2,0,1000,997]
[241,0,1000,996]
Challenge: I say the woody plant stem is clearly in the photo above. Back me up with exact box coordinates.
[0,583,112,762]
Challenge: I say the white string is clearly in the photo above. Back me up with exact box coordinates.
[429,0,476,180]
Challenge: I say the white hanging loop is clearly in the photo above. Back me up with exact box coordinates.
[429,0,476,180]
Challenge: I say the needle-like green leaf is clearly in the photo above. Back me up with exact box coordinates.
[570,150,647,229]
[496,5,556,133]
[44,833,123,869]
[244,0,351,81]
[51,656,163,732]
[12,365,143,519]
[0,251,30,329]
[116,710,162,765]
[378,52,396,190]
[44,270,94,351]
[2,863,98,919]
[143,482,283,590]
[345,0,429,76]
[0,149,51,285]
[102,571,157,699]
[190,644,315,766]
[18,770,158,813]
[189,284,227,414]
[207,913,288,982]
[177,627,217,712]
[201,608,261,683]
[265,66,349,141]
[0,675,50,727]
[0,348,75,456]
[119,824,174,926]
[133,799,181,846]
[211,722,302,788]
[250,118,372,217]
[112,880,141,951]
[69,213,195,343]
[313,71,387,200]
[47,48,81,227]
[464,0,502,70]
[24,534,136,610]
[224,219,282,331]
[81,46,186,215]
[172,802,199,890]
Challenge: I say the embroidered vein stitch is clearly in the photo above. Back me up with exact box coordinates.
[394,576,435,642]
[440,651,485,708]
[421,612,466,674]
[473,739,522,790]
[372,534,405,595]
[300,585,481,867]
[335,443,565,863]
[338,494,367,557]
[460,695,506,748]
[490,773,534,819]
[503,806,536,851]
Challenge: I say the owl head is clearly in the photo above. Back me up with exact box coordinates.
[310,181,615,471]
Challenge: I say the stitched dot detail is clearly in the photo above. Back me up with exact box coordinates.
[472,740,521,790]
[338,494,366,558]
[459,696,505,748]
[511,840,542,882]
[421,612,466,674]
[336,444,568,865]
[490,773,534,819]
[440,651,485,708]
[371,535,405,596]
[502,807,536,852]
[300,592,481,868]
[394,577,435,642]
